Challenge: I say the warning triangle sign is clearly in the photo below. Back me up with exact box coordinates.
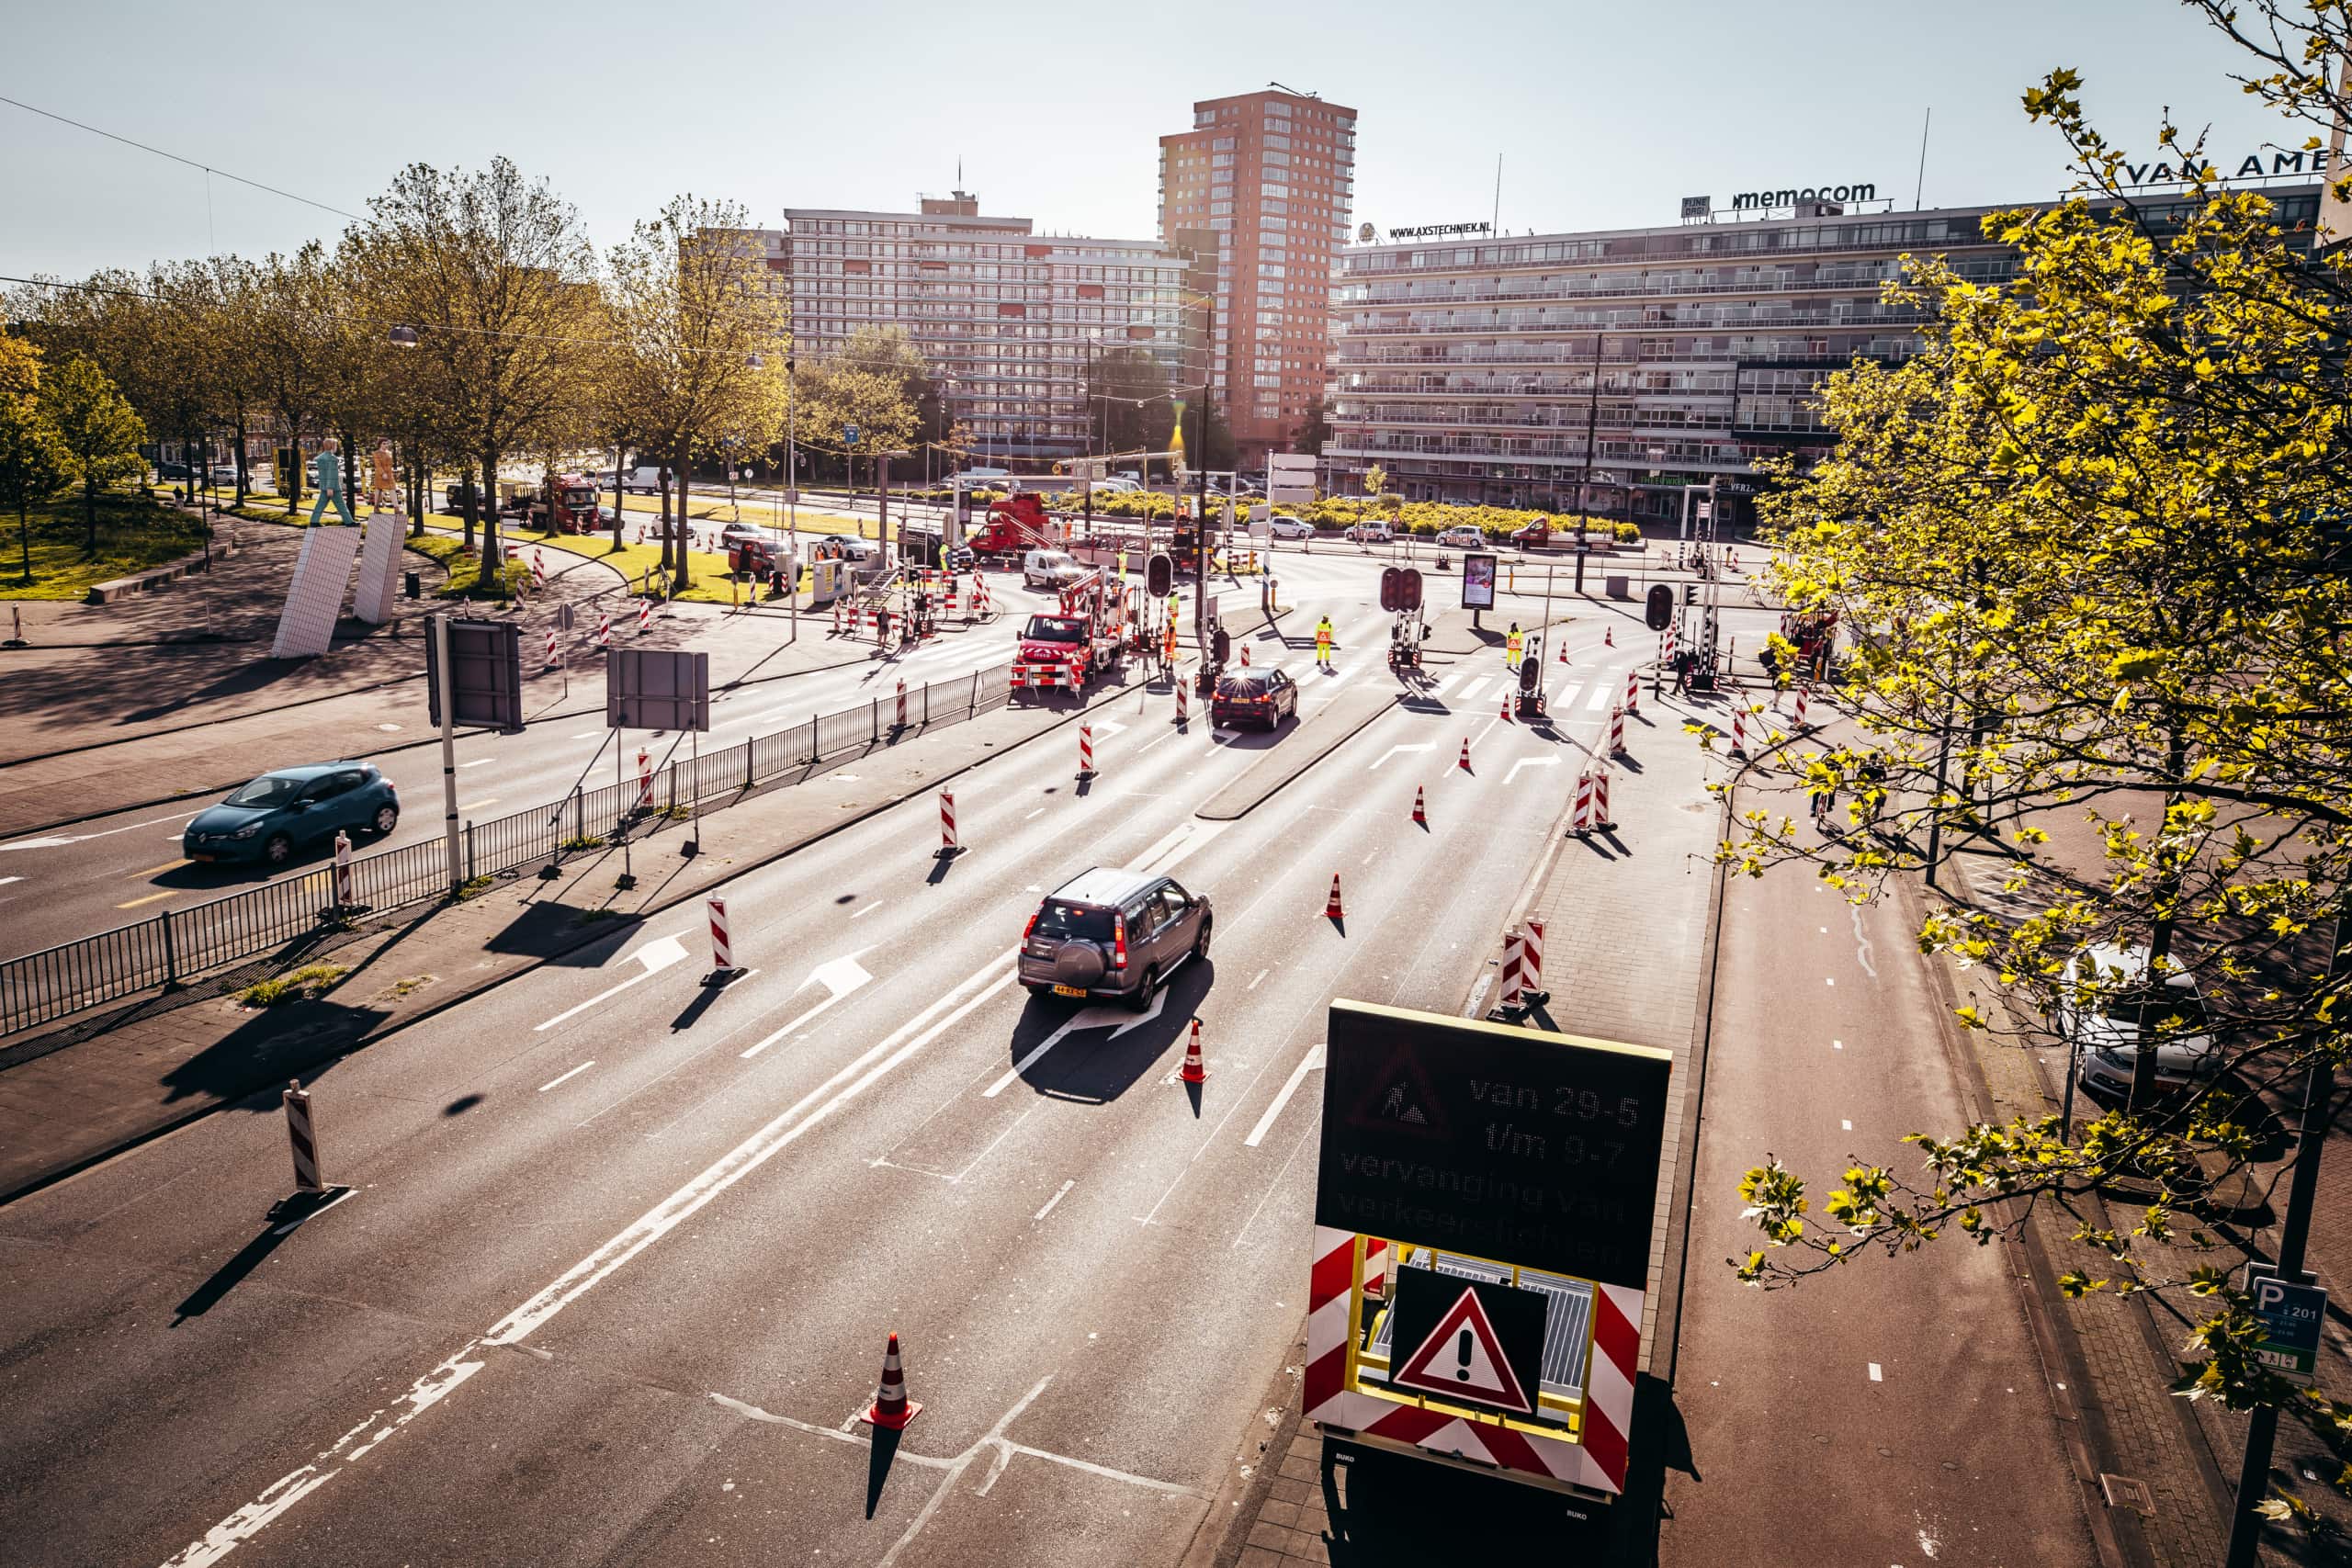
[1390,1284,1534,1414]
[1345,1046,1449,1140]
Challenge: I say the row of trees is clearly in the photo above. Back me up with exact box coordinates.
[0,336,149,579]
[1729,0,2352,1534]
[5,160,1236,595]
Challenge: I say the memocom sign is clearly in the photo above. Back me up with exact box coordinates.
[1732,182,1875,209]
[1316,1000,1672,1291]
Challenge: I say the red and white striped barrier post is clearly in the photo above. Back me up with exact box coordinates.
[1792,683,1812,731]
[707,895,735,978]
[1590,765,1613,831]
[1608,702,1628,757]
[1239,643,1250,666]
[545,627,558,667]
[1499,927,1526,1008]
[945,575,958,621]
[333,830,354,908]
[1571,767,1596,835]
[1730,705,1748,756]
[895,679,909,728]
[1624,666,1640,716]
[637,748,652,810]
[1175,676,1189,728]
[1078,722,1094,777]
[638,598,652,635]
[532,547,546,584]
[937,790,959,857]
[282,1079,325,1195]
[1664,622,1678,662]
[1523,918,1546,1001]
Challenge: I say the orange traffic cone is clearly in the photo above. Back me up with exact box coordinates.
[1604,626,1614,648]
[1180,1018,1208,1083]
[1457,738,1472,772]
[1411,785,1428,827]
[859,1333,922,1430]
[1558,641,1569,665]
[1500,696,1513,724]
[1325,874,1345,919]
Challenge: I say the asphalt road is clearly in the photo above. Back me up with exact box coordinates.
[0,551,1391,960]
[0,600,1660,1564]
[1659,781,2098,1563]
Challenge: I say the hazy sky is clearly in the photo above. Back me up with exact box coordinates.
[0,0,2316,280]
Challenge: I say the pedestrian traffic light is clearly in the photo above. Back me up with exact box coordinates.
[1645,583,1674,631]
[1379,566,1401,613]
[1148,553,1173,598]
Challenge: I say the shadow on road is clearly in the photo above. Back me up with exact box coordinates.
[158,996,390,1107]
[1003,960,1215,1104]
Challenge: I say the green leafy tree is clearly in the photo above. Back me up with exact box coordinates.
[40,355,146,548]
[1718,28,2352,1478]
[0,335,73,581]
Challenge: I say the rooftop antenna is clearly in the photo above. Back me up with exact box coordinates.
[1491,153,1502,237]
[1914,107,1931,209]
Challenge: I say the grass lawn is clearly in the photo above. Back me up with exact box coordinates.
[411,519,790,606]
[2,487,214,600]
[595,490,878,539]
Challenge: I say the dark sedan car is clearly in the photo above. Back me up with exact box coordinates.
[1210,668,1298,730]
[182,762,400,867]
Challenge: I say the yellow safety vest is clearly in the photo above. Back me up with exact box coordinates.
[1507,632,1521,652]
[1317,622,1333,644]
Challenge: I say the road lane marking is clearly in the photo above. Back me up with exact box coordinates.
[459,759,492,768]
[1587,680,1613,710]
[1367,742,1433,771]
[1554,682,1583,709]
[1024,807,1045,819]
[533,931,691,1032]
[1826,976,1835,987]
[1249,968,1269,989]
[116,889,177,908]
[850,900,886,919]
[1232,1114,1317,1251]
[269,1186,357,1235]
[0,875,20,888]
[1833,1038,1843,1050]
[0,808,204,853]
[1842,1119,1853,1131]
[741,954,876,1059]
[1033,1179,1076,1222]
[458,798,498,812]
[1503,756,1561,786]
[1246,1043,1324,1147]
[537,1061,595,1092]
[130,858,191,877]
[1455,676,1490,704]
[985,990,1165,1098]
[1869,1363,1883,1382]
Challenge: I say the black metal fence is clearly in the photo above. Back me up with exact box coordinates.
[0,658,1022,1039]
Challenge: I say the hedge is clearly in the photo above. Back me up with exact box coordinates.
[903,486,1642,542]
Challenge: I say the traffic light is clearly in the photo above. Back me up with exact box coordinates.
[1518,656,1540,695]
[1212,627,1232,664]
[1400,568,1423,612]
[1379,566,1401,613]
[1645,583,1674,631]
[1147,553,1174,598]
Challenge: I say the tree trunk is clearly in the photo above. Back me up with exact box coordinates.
[673,438,694,593]
[461,456,478,556]
[232,412,249,505]
[659,468,673,578]
[481,446,503,591]
[17,501,29,581]
[610,445,627,551]
[84,472,97,551]
[342,426,359,519]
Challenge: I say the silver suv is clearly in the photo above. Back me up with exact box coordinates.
[1020,867,1212,1010]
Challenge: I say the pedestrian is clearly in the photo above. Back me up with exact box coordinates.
[1116,547,1127,579]
[1315,614,1336,671]
[1505,622,1522,670]
[1811,778,1840,834]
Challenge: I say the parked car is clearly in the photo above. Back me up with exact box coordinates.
[1022,547,1089,590]
[209,464,241,485]
[154,461,192,480]
[1267,513,1313,540]
[1019,866,1213,1010]
[1437,525,1486,547]
[1211,667,1298,730]
[182,763,399,868]
[2060,942,2222,1107]
[1342,521,1394,544]
[718,522,770,549]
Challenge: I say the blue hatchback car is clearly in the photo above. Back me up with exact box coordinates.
[182,762,400,868]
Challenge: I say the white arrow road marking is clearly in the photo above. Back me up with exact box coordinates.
[1368,742,1434,771]
[741,952,876,1058]
[985,990,1165,1098]
[533,932,689,1032]
[1245,1042,1325,1147]
[1504,755,1562,786]
[1092,717,1129,736]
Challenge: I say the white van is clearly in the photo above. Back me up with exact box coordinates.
[622,465,666,493]
[1022,548,1088,590]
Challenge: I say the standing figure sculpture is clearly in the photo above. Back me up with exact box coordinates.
[309,438,357,526]
[369,439,396,510]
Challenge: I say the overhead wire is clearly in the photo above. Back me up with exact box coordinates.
[0,94,367,222]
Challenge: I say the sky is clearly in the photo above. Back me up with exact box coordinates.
[0,0,2321,281]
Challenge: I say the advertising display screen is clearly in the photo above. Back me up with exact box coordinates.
[1462,552,1498,610]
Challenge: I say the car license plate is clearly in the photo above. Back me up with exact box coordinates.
[187,852,214,863]
[1053,984,1086,998]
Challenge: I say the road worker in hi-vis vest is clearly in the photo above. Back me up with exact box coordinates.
[1506,622,1523,669]
[1316,615,1335,671]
